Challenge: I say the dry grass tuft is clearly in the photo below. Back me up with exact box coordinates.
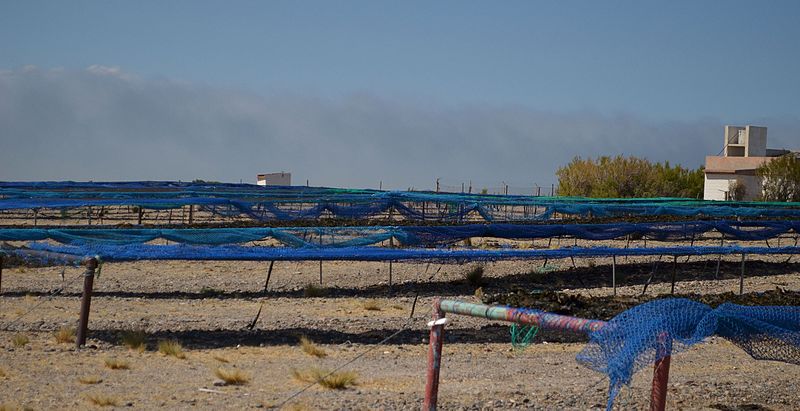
[362,299,382,311]
[104,357,130,370]
[11,334,29,348]
[78,375,103,385]
[291,367,358,390]
[303,283,327,297]
[54,327,76,344]
[214,367,250,385]
[0,404,34,411]
[85,393,118,407]
[212,354,230,363]
[158,339,186,359]
[119,329,147,352]
[464,264,485,286]
[298,336,327,358]
[0,368,6,378]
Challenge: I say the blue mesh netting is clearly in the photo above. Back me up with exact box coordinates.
[8,243,800,262]
[0,220,798,247]
[3,181,800,221]
[577,298,800,410]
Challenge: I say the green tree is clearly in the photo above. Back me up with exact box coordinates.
[757,154,800,202]
[556,155,704,198]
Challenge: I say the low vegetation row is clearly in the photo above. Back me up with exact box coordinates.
[556,154,799,201]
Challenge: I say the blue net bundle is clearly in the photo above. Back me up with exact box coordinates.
[0,220,798,248]
[576,298,800,410]
[3,181,800,222]
[6,242,799,263]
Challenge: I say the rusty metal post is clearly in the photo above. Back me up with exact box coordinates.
[670,255,678,295]
[612,256,617,296]
[263,260,274,293]
[188,205,194,225]
[650,334,672,411]
[739,253,746,295]
[423,299,447,411]
[388,235,395,291]
[76,257,98,348]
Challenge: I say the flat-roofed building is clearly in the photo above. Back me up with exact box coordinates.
[703,126,791,201]
[256,172,291,186]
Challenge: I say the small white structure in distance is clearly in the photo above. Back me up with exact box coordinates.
[703,125,791,201]
[256,172,291,186]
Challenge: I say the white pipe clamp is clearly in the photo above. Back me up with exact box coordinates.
[427,318,449,328]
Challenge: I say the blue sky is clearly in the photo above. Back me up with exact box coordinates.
[1,1,799,188]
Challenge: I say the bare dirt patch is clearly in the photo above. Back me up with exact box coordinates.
[1,253,799,410]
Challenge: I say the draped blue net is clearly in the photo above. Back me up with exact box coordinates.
[0,221,797,248]
[3,181,800,221]
[577,298,800,410]
[5,243,800,263]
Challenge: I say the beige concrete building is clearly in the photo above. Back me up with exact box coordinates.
[703,125,790,201]
[256,172,291,186]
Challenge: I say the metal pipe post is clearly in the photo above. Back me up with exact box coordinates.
[739,253,746,295]
[76,257,98,348]
[263,260,274,293]
[0,255,3,294]
[438,300,606,334]
[612,256,617,296]
[389,236,394,290]
[670,256,677,295]
[423,299,447,411]
[650,334,672,411]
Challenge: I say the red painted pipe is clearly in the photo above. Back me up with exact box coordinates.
[423,299,446,411]
[424,299,675,410]
[650,333,672,411]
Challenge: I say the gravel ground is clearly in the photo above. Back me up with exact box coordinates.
[1,245,800,410]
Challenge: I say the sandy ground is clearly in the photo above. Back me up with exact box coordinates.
[1,246,800,410]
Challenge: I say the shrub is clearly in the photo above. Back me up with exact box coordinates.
[728,179,747,201]
[291,368,358,390]
[298,336,327,358]
[757,154,800,202]
[556,155,704,198]
[119,329,147,352]
[464,265,485,286]
[158,340,186,359]
[104,357,130,370]
[11,334,29,348]
[85,394,118,407]
[54,327,76,344]
[214,367,250,385]
[362,299,382,311]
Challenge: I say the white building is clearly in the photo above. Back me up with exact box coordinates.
[703,126,790,201]
[256,172,291,186]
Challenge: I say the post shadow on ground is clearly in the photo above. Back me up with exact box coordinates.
[3,259,798,300]
[87,324,588,350]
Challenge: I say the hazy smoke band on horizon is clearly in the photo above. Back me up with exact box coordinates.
[1,66,796,190]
